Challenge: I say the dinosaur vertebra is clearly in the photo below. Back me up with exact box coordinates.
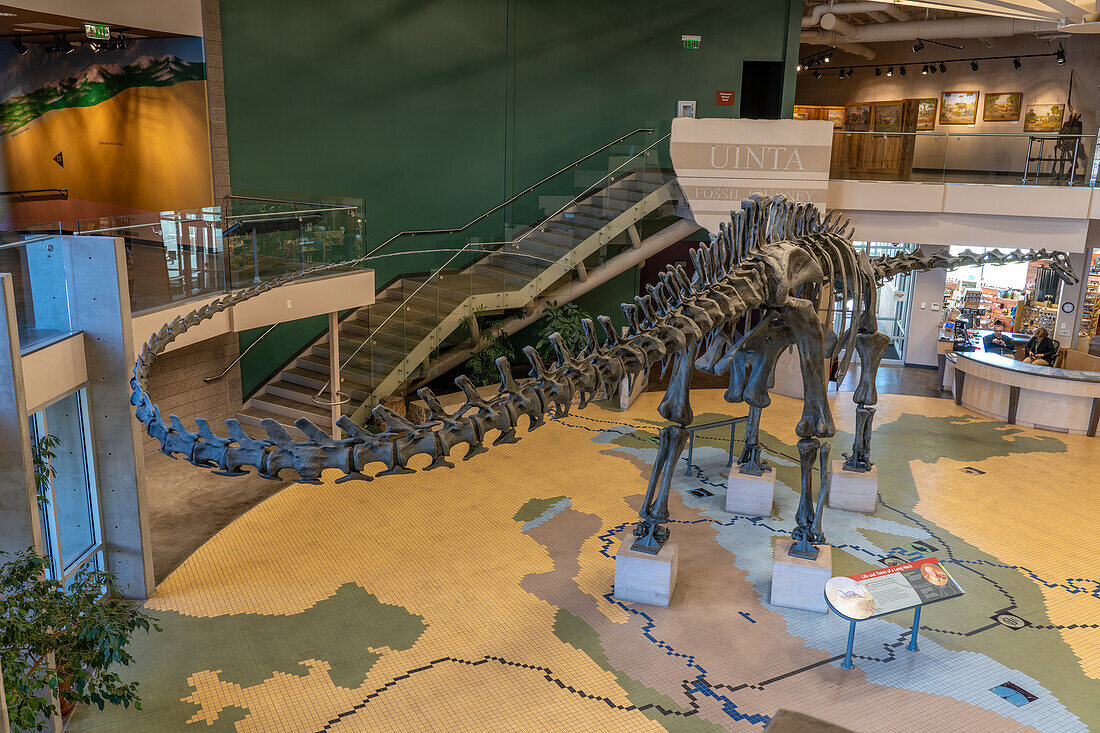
[131,195,1077,562]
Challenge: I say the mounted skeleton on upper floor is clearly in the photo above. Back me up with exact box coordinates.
[130,195,1078,562]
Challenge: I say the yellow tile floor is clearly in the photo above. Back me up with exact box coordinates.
[69,390,1099,732]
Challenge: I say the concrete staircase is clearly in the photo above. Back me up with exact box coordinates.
[238,169,682,436]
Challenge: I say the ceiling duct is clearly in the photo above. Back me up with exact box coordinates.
[802,14,1058,45]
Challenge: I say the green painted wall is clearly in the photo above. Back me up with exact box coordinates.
[221,0,801,395]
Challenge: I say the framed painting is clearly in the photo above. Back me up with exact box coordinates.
[825,106,846,129]
[793,106,811,120]
[1023,103,1064,132]
[872,101,904,132]
[983,92,1022,122]
[916,97,937,130]
[939,91,979,125]
[845,103,871,131]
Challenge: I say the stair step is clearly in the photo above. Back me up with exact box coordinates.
[544,220,598,238]
[236,408,310,441]
[283,367,377,397]
[244,391,334,425]
[564,211,611,229]
[298,352,397,380]
[311,344,405,373]
[484,252,544,276]
[266,379,371,407]
[469,264,531,286]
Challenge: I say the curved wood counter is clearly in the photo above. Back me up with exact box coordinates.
[946,352,1100,436]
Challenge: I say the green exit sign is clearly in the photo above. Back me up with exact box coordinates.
[682,34,701,50]
[85,23,110,40]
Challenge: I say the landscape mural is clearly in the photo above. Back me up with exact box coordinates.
[0,37,213,227]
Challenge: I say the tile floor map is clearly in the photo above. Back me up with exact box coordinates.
[68,391,1099,732]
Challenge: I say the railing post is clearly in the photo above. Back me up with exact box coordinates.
[329,311,341,438]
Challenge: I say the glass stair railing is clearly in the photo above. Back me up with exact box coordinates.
[238,132,681,435]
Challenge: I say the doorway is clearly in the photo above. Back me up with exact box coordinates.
[740,60,784,119]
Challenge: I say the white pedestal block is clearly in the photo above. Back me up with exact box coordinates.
[770,539,832,613]
[827,460,878,513]
[725,469,775,516]
[613,539,679,607]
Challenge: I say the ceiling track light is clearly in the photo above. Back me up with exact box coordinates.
[921,64,928,74]
[938,62,947,73]
[10,37,27,55]
[970,60,979,71]
[874,67,881,76]
[1013,57,1021,69]
[812,69,820,79]
[796,63,803,72]
[847,67,854,77]
[899,65,906,76]
[823,53,831,63]
[886,66,893,76]
[1056,45,1066,64]
[912,39,924,53]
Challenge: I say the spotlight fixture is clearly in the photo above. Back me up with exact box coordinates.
[922,64,929,75]
[886,66,893,76]
[875,66,881,76]
[839,69,845,78]
[847,67,854,77]
[1013,57,1021,69]
[1056,44,1066,64]
[10,37,27,55]
[108,33,128,51]
[970,60,979,71]
[796,63,803,71]
[939,62,947,73]
[913,39,924,53]
[899,65,906,76]
[823,52,831,63]
[813,69,820,79]
[929,63,936,73]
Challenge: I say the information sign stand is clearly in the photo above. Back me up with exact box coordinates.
[824,557,963,670]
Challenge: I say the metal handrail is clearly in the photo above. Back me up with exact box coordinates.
[226,194,361,209]
[225,205,360,221]
[226,127,655,400]
[311,131,672,401]
[359,126,655,261]
[834,130,1097,139]
[0,188,68,200]
[204,322,280,382]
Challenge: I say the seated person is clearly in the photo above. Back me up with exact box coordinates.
[983,323,1014,356]
[1022,328,1058,366]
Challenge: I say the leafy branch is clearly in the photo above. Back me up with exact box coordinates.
[1,549,161,731]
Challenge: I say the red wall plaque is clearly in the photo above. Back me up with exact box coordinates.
[716,90,735,106]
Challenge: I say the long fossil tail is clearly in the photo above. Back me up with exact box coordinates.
[872,247,1078,285]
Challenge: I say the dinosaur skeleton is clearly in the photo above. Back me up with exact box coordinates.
[131,195,1078,563]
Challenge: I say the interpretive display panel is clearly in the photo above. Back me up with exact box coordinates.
[825,557,963,620]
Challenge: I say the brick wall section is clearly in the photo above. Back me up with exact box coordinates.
[141,333,242,449]
[202,0,231,201]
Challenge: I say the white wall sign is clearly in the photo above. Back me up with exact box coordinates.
[670,117,834,232]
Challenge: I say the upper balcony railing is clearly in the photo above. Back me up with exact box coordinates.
[829,130,1098,187]
[0,193,367,316]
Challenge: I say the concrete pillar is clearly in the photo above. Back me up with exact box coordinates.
[1055,251,1087,349]
[59,236,154,600]
[904,245,948,367]
[0,273,42,557]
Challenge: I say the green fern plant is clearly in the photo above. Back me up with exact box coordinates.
[463,310,515,386]
[536,300,590,360]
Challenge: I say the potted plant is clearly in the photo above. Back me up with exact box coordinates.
[536,300,590,360]
[0,549,160,731]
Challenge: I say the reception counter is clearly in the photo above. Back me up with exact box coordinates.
[945,352,1100,436]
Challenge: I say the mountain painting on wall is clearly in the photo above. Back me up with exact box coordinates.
[0,55,205,135]
[0,36,213,227]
